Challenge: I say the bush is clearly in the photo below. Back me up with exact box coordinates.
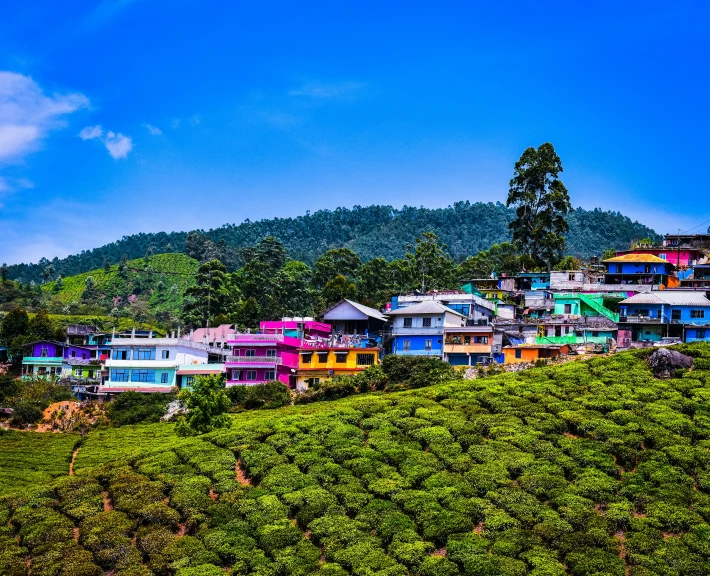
[108,391,173,425]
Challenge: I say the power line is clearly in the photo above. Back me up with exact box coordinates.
[680,216,710,235]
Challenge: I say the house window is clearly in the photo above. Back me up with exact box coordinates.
[564,304,571,314]
[246,370,257,380]
[112,348,130,360]
[515,349,522,359]
[74,368,82,377]
[691,310,705,319]
[403,340,411,351]
[185,377,194,386]
[423,318,432,327]
[424,339,432,351]
[133,348,156,360]
[697,329,706,339]
[71,350,76,358]
[40,347,49,357]
[474,336,489,344]
[403,318,413,328]
[266,349,276,357]
[659,254,667,260]
[162,350,170,359]
[317,352,328,364]
[645,265,651,274]
[131,369,156,383]
[464,336,471,345]
[265,370,276,381]
[161,373,169,384]
[592,331,599,337]
[356,353,375,366]
[111,369,130,382]
[568,273,575,281]
[231,370,242,381]
[636,309,650,317]
[245,349,256,357]
[335,353,348,364]
[301,352,313,364]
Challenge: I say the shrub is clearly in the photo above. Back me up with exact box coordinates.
[108,391,173,425]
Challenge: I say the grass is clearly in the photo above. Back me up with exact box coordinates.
[4,344,710,575]
[0,430,79,496]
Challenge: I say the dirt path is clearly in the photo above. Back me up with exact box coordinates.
[73,527,80,543]
[235,460,252,486]
[69,446,80,476]
[102,492,113,512]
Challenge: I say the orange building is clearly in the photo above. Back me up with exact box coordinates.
[502,344,570,364]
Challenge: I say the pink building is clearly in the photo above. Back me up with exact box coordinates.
[225,318,331,388]
[615,247,703,268]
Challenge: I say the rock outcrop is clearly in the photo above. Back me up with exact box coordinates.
[648,347,693,378]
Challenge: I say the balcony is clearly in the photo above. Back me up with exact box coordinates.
[392,350,443,357]
[22,356,63,365]
[392,326,444,335]
[227,333,284,342]
[226,355,282,365]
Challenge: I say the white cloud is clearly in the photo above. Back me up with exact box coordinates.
[0,71,88,163]
[189,115,201,126]
[79,124,103,140]
[143,123,162,135]
[79,124,132,159]
[171,118,181,129]
[104,131,132,159]
[288,81,365,99]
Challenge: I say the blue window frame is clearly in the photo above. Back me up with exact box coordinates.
[161,373,169,384]
[131,369,156,383]
[111,369,130,382]
[112,348,130,360]
[133,348,156,360]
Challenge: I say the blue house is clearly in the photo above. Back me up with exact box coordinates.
[618,290,710,343]
[387,301,466,357]
[603,254,676,287]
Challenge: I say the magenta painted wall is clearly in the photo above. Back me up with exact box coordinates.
[617,249,700,267]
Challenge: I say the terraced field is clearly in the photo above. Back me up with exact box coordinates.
[3,345,710,575]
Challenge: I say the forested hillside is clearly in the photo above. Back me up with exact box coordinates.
[2,345,710,576]
[6,203,660,283]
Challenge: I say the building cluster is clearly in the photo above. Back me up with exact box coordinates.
[20,233,710,397]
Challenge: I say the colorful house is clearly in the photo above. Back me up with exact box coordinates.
[680,264,710,288]
[21,340,98,380]
[323,299,388,338]
[614,247,704,268]
[618,290,710,343]
[388,301,466,358]
[296,346,380,390]
[518,272,551,290]
[502,344,570,364]
[101,335,227,394]
[461,278,517,302]
[392,291,495,325]
[226,319,331,388]
[552,293,620,322]
[443,325,495,365]
[603,254,678,288]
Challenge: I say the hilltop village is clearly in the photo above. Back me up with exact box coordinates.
[8,232,710,400]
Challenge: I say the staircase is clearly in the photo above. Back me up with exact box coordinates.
[577,294,619,322]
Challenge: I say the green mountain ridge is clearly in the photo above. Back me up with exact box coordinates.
[6,202,661,284]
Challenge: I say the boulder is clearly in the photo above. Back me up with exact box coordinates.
[648,347,693,378]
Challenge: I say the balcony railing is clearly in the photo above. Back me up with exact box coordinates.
[226,355,282,364]
[227,333,285,342]
[392,326,444,335]
[22,356,63,364]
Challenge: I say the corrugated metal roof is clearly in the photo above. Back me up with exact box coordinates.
[343,299,388,321]
[620,291,710,306]
[387,300,465,317]
[604,254,670,263]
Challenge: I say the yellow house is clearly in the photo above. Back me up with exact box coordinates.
[296,347,380,390]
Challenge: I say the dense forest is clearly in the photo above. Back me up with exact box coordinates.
[2,345,710,575]
[5,203,661,284]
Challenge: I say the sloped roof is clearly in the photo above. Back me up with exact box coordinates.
[323,299,388,322]
[189,324,234,343]
[603,254,670,264]
[387,301,465,317]
[620,291,710,306]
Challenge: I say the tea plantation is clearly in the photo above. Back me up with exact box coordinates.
[4,345,710,576]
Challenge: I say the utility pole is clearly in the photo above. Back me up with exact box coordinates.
[677,228,682,269]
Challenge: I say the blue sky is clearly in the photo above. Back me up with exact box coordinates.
[1,1,708,265]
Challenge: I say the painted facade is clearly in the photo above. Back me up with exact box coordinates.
[603,255,678,287]
[388,301,466,358]
[21,341,95,380]
[443,326,494,365]
[502,345,569,364]
[614,248,703,268]
[226,319,331,388]
[296,347,380,390]
[101,337,227,393]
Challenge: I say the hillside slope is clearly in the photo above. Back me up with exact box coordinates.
[7,203,660,283]
[42,253,198,315]
[3,345,710,575]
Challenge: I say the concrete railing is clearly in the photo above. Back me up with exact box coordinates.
[226,355,282,364]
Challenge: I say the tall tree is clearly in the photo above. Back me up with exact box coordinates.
[0,263,8,282]
[507,143,572,267]
[182,260,233,327]
[0,307,29,345]
[313,248,362,288]
[28,309,56,341]
[408,232,457,292]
